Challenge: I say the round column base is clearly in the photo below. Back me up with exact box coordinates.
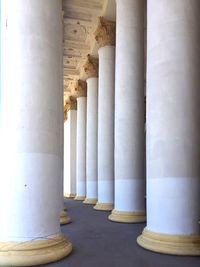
[83,198,97,205]
[94,202,114,211]
[64,193,76,199]
[108,210,146,223]
[137,228,200,256]
[74,195,85,201]
[0,233,72,266]
[60,210,71,225]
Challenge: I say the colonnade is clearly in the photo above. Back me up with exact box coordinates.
[65,0,200,257]
[0,0,200,266]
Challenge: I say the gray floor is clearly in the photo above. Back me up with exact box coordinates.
[42,199,200,267]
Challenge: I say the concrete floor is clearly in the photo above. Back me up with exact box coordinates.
[42,199,200,267]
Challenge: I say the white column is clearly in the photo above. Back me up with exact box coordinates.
[137,0,200,255]
[64,118,71,196]
[94,18,116,211]
[83,55,99,205]
[59,81,71,225]
[60,108,71,225]
[84,77,98,204]
[75,96,87,200]
[0,0,72,266]
[64,109,77,198]
[109,0,146,223]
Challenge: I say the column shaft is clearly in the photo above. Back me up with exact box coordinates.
[75,97,87,200]
[59,83,71,225]
[84,77,98,204]
[94,46,115,211]
[64,110,77,198]
[60,107,71,225]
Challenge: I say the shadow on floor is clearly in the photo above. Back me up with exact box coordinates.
[41,199,200,267]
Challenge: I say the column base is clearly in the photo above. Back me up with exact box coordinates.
[94,202,114,211]
[137,228,200,256]
[83,198,97,205]
[74,196,85,201]
[64,193,76,198]
[108,209,146,223]
[60,210,71,225]
[0,233,72,266]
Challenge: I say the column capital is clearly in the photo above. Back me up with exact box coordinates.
[69,97,77,110]
[64,98,77,122]
[70,101,77,110]
[94,17,116,48]
[64,102,70,122]
[74,79,87,98]
[64,102,70,112]
[83,54,99,79]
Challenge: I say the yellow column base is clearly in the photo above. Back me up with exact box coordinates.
[94,202,114,211]
[137,228,200,256]
[64,193,76,198]
[83,198,97,205]
[108,210,146,223]
[0,233,72,266]
[74,196,85,201]
[60,210,71,225]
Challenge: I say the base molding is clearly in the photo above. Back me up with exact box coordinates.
[94,202,114,211]
[0,234,72,266]
[64,193,76,199]
[60,210,71,225]
[74,195,85,201]
[137,228,200,256]
[83,198,97,205]
[109,209,146,223]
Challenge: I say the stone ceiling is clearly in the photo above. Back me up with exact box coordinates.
[62,0,116,107]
